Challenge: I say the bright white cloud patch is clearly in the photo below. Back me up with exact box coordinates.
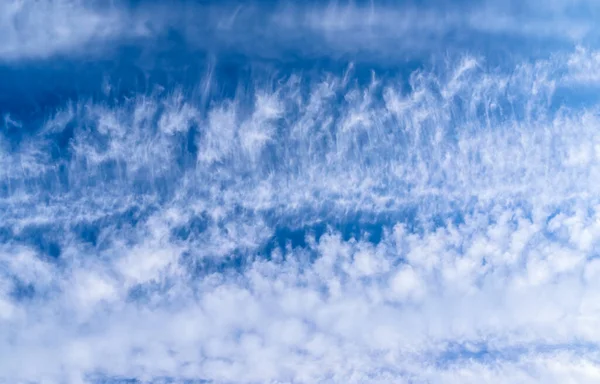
[0,0,146,60]
[3,1,600,383]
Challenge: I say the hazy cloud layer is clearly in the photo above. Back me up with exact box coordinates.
[2,0,600,61]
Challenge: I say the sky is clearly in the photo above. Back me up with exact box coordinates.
[2,0,600,383]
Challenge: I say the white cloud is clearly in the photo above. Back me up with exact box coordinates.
[565,46,600,85]
[0,0,153,60]
[2,202,600,382]
[3,0,600,62]
[389,265,425,302]
[5,36,600,383]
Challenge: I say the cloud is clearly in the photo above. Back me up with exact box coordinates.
[0,0,149,61]
[2,204,600,382]
[5,0,600,380]
[2,0,600,62]
[2,45,600,382]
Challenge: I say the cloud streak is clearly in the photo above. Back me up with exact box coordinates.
[3,0,600,62]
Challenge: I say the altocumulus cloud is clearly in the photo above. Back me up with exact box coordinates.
[3,0,600,383]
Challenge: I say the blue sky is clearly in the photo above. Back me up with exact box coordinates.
[2,0,600,383]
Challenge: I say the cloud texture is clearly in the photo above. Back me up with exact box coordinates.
[2,0,600,383]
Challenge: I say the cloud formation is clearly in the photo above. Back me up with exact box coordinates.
[3,0,600,61]
[3,1,600,383]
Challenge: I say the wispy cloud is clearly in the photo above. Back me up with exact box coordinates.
[0,0,151,60]
[2,0,600,62]
[4,1,600,382]
[2,44,600,382]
